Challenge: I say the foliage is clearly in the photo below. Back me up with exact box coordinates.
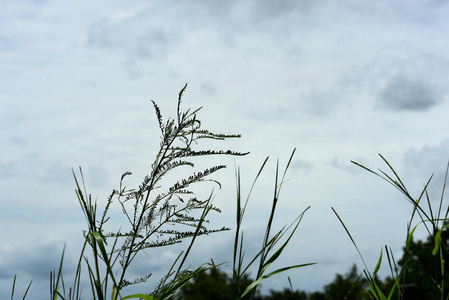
[178,149,316,300]
[178,268,256,300]
[52,84,247,299]
[231,149,315,300]
[322,264,368,300]
[263,288,309,300]
[11,84,313,300]
[392,225,449,299]
[12,84,449,299]
[178,264,372,300]
[334,154,449,300]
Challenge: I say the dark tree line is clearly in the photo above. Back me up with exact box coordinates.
[176,264,366,300]
[176,229,449,299]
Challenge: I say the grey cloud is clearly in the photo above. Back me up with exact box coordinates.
[0,161,17,178]
[194,0,319,23]
[239,0,328,42]
[85,1,235,57]
[83,164,109,188]
[240,104,294,122]
[0,153,76,186]
[238,86,339,122]
[291,159,314,173]
[246,0,448,39]
[0,240,67,280]
[29,155,72,185]
[237,85,341,122]
[380,75,438,111]
[85,0,324,63]
[299,88,338,116]
[329,1,449,25]
[10,136,28,147]
[87,10,181,60]
[86,6,200,61]
[249,0,322,20]
[200,82,216,95]
[329,156,356,174]
[121,59,143,79]
[402,139,449,200]
[40,161,74,185]
[0,110,26,130]
[0,36,13,50]
[355,45,449,112]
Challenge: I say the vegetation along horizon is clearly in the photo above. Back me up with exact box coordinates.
[10,85,449,300]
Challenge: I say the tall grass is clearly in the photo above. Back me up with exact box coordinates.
[11,84,313,299]
[333,154,449,300]
[16,84,449,299]
[230,149,315,300]
[65,83,248,300]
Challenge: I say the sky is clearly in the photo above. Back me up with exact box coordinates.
[2,0,449,298]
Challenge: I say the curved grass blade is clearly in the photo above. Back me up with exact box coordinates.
[240,263,317,299]
[122,294,154,300]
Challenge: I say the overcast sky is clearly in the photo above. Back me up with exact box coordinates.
[2,0,449,298]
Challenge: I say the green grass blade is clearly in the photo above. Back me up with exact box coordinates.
[50,245,66,299]
[160,264,210,300]
[432,224,449,255]
[368,277,387,300]
[332,208,368,270]
[21,280,32,300]
[386,279,400,300]
[437,160,449,222]
[276,148,296,198]
[90,232,118,297]
[260,207,310,275]
[240,263,316,299]
[373,248,383,275]
[378,154,407,191]
[11,274,16,300]
[246,157,270,204]
[350,160,378,175]
[406,223,419,252]
[122,294,154,300]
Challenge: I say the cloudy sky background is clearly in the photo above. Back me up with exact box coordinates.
[2,0,449,298]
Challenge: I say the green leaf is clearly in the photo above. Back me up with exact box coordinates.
[122,294,154,300]
[433,229,443,255]
[373,248,382,275]
[406,224,419,252]
[432,224,449,255]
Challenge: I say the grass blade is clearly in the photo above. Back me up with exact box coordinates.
[240,263,317,299]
